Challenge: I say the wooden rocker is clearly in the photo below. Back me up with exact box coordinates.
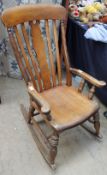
[1,4,106,169]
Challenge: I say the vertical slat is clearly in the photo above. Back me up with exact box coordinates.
[78,79,85,93]
[88,86,95,100]
[61,20,71,86]
[21,23,43,92]
[30,21,51,90]
[7,29,29,84]
[53,20,62,86]
[14,26,37,90]
[45,20,56,87]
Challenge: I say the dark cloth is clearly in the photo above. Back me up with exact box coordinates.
[66,17,107,105]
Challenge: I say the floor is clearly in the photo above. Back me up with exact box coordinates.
[0,76,107,175]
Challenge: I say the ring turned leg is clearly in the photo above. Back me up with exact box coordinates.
[48,132,59,169]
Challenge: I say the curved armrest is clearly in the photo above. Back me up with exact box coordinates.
[28,83,51,114]
[70,68,106,88]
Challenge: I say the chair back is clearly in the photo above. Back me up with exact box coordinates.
[2,4,71,92]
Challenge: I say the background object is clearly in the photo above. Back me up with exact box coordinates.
[66,17,107,105]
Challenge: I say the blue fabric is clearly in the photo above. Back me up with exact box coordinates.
[66,17,107,105]
[84,24,107,43]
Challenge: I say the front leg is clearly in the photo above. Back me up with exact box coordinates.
[48,132,59,169]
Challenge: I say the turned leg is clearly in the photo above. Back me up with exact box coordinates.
[48,132,59,169]
[94,112,100,137]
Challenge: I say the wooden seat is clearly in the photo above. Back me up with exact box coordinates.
[1,4,106,169]
[42,86,99,131]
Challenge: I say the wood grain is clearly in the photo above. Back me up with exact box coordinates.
[53,20,62,86]
[70,68,106,88]
[21,23,43,92]
[45,20,56,87]
[31,21,51,90]
[1,4,106,168]
[8,29,29,84]
[42,85,99,131]
[2,4,66,27]
[28,83,50,114]
[61,21,71,86]
[14,26,37,89]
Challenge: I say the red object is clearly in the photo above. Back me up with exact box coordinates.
[99,16,107,23]
[74,11,79,16]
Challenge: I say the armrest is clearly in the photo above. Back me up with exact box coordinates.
[70,68,106,88]
[28,83,50,114]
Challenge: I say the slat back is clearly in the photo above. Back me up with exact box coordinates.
[53,20,62,86]
[1,4,66,27]
[45,20,56,87]
[2,4,71,92]
[31,21,52,90]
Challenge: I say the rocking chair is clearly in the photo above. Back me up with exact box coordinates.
[1,4,106,169]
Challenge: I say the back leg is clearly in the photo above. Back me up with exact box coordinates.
[94,112,100,137]
[28,104,35,124]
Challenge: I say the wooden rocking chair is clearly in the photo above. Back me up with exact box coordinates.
[1,4,106,169]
